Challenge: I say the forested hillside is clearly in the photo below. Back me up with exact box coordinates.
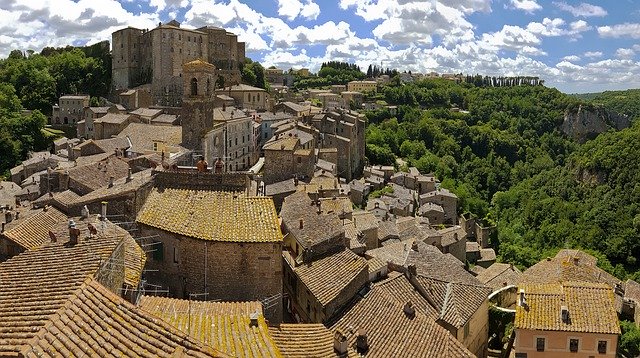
[365,78,640,280]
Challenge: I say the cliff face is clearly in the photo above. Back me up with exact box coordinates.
[562,104,630,143]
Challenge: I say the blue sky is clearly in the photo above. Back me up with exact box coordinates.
[1,0,640,93]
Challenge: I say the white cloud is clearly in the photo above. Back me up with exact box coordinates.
[553,2,607,17]
[561,55,580,61]
[277,0,320,21]
[584,51,603,58]
[526,18,590,39]
[508,0,542,14]
[616,48,636,60]
[598,23,640,39]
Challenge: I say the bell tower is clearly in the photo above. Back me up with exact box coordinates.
[181,59,217,151]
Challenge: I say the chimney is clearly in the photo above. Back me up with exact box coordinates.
[334,330,348,355]
[81,205,90,219]
[299,218,304,230]
[126,168,132,183]
[49,230,57,243]
[407,264,417,277]
[573,256,579,265]
[14,211,19,220]
[68,219,80,245]
[518,289,526,306]
[411,241,418,252]
[356,329,369,352]
[108,176,114,188]
[4,211,12,224]
[403,301,415,317]
[249,311,259,327]
[101,201,107,220]
[222,102,226,111]
[561,305,569,323]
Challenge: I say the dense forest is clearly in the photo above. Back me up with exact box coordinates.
[293,61,366,90]
[365,78,640,281]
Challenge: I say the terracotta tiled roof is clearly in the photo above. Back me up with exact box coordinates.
[292,249,368,307]
[123,235,145,288]
[19,279,224,357]
[139,296,279,357]
[437,225,466,247]
[520,249,620,287]
[475,262,522,291]
[515,281,620,334]
[320,197,352,216]
[269,324,357,358]
[94,113,131,124]
[0,217,130,355]
[374,272,439,319]
[329,287,474,358]
[52,189,81,208]
[67,157,131,195]
[137,188,282,242]
[405,242,479,285]
[2,207,67,250]
[118,122,182,154]
[416,276,490,328]
[352,211,379,232]
[71,168,153,206]
[625,279,640,303]
[263,136,298,151]
[280,191,344,250]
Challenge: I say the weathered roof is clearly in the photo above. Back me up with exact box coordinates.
[139,296,279,357]
[405,242,480,285]
[352,211,379,232]
[438,225,466,247]
[94,113,131,124]
[20,278,222,357]
[265,178,297,196]
[269,324,356,358]
[329,286,474,358]
[292,249,368,307]
[374,272,439,319]
[224,84,266,92]
[319,197,352,216]
[515,281,620,334]
[129,107,163,118]
[418,202,444,214]
[72,169,153,206]
[0,217,137,355]
[118,122,182,154]
[67,157,131,195]
[123,235,146,288]
[475,263,522,291]
[263,136,298,151]
[2,207,67,250]
[137,188,283,243]
[420,188,458,199]
[416,275,490,328]
[280,191,344,250]
[77,137,130,155]
[151,113,179,124]
[520,249,620,287]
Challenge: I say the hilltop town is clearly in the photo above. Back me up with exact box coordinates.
[1,21,639,358]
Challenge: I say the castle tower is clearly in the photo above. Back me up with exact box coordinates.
[181,59,217,150]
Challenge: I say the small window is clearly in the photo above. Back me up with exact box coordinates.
[598,341,607,354]
[570,339,579,352]
[297,157,302,164]
[173,247,179,263]
[153,241,164,261]
[536,338,545,352]
[515,354,527,358]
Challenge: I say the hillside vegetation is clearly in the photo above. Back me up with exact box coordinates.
[365,79,640,280]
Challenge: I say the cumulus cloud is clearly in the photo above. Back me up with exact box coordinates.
[553,2,607,17]
[525,18,591,39]
[616,48,636,60]
[584,51,603,58]
[561,55,580,61]
[277,0,320,21]
[507,0,542,14]
[598,23,640,39]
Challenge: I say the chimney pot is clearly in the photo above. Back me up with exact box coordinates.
[299,218,304,229]
[126,168,132,182]
[108,176,114,188]
[101,201,107,220]
[334,330,348,354]
[403,301,415,317]
[356,329,369,352]
[249,311,259,327]
[407,264,417,277]
[411,241,418,252]
[81,205,90,219]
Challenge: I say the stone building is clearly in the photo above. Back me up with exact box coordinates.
[51,95,90,125]
[93,113,135,140]
[202,106,255,172]
[313,109,366,182]
[222,84,268,110]
[346,80,377,92]
[136,170,283,323]
[265,67,284,86]
[79,105,123,139]
[283,248,368,323]
[419,188,458,225]
[262,136,315,185]
[112,20,245,106]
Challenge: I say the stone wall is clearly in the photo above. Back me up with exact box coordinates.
[153,169,249,192]
[95,237,126,295]
[263,149,296,185]
[138,225,283,323]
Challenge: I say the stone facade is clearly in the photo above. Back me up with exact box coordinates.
[52,95,90,125]
[112,21,244,106]
[180,60,217,151]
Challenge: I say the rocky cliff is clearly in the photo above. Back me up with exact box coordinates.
[562,104,630,143]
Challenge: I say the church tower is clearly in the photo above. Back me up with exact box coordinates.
[181,59,217,151]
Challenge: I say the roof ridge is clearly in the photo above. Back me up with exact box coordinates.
[439,282,453,321]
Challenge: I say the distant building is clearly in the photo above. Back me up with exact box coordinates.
[52,94,89,125]
[346,80,377,92]
[112,20,245,106]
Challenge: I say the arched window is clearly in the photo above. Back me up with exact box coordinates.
[190,78,198,96]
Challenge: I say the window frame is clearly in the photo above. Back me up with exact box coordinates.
[569,338,579,353]
[597,340,607,354]
[536,337,545,352]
